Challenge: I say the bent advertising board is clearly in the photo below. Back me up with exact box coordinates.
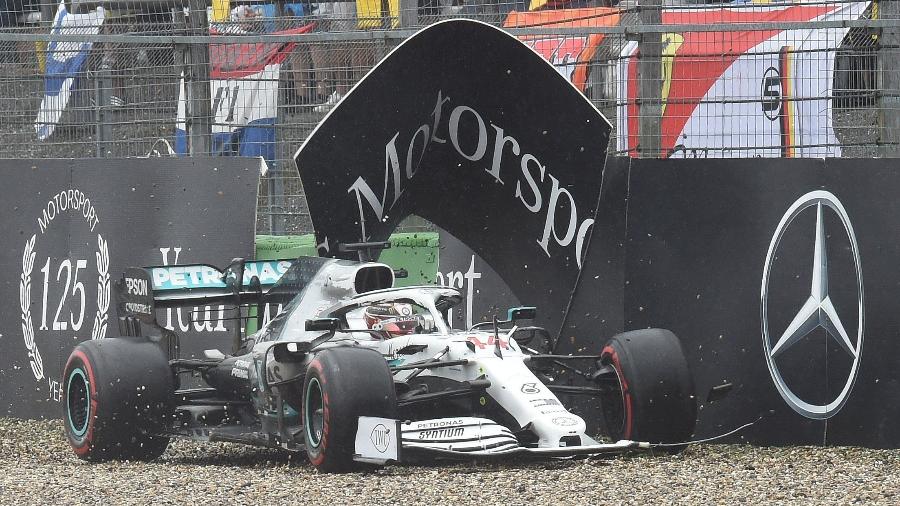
[295,19,612,335]
[0,158,260,418]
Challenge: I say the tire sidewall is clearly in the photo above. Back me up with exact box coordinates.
[600,329,696,445]
[61,338,175,461]
[303,358,331,468]
[63,349,100,456]
[600,342,635,441]
[301,347,397,472]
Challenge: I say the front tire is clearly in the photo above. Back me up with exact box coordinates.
[599,328,696,452]
[63,337,175,461]
[303,347,398,473]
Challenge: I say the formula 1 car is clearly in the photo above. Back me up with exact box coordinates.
[62,243,697,472]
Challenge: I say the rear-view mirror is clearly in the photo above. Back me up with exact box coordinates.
[507,306,536,321]
[305,317,341,332]
[511,326,551,350]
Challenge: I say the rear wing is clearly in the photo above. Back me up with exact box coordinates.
[115,258,296,354]
[117,241,395,314]
[115,251,399,355]
[118,258,295,311]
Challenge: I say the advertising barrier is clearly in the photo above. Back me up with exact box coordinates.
[621,157,900,447]
[0,157,260,418]
[433,157,900,447]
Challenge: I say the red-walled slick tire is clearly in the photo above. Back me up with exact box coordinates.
[63,337,175,461]
[303,347,397,473]
[599,328,697,453]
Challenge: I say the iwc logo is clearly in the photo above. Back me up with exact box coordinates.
[370,424,391,453]
[761,190,863,419]
[20,189,110,390]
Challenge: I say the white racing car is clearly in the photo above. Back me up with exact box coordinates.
[63,244,696,472]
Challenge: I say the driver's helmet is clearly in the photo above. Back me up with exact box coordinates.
[363,303,420,336]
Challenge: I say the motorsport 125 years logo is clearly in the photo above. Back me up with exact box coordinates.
[20,189,110,401]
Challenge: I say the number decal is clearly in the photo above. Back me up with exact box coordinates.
[38,258,89,333]
[53,259,72,331]
[71,259,87,331]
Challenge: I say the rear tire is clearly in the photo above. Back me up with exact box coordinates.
[599,328,696,453]
[303,347,398,473]
[63,337,175,461]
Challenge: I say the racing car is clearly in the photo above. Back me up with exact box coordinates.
[62,243,697,472]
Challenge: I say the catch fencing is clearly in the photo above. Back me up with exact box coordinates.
[0,0,895,233]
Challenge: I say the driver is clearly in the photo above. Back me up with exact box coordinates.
[363,303,422,337]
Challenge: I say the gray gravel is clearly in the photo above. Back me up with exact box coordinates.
[2,418,899,505]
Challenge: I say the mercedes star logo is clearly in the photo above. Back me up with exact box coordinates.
[761,190,864,420]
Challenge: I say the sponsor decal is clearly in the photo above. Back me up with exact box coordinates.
[231,359,251,379]
[346,90,595,268]
[530,398,561,408]
[124,276,149,297]
[149,260,292,291]
[467,335,510,350]
[761,190,864,419]
[520,383,540,394]
[20,189,110,400]
[552,416,578,427]
[418,427,465,440]
[414,419,465,430]
[370,424,391,453]
[123,302,152,315]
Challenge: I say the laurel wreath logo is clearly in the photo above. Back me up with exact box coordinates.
[92,234,110,340]
[20,233,110,381]
[20,234,42,381]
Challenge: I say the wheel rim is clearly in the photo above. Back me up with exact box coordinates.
[66,368,90,439]
[305,377,324,448]
[598,360,627,439]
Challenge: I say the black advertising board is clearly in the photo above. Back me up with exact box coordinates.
[296,19,612,335]
[0,158,260,418]
[434,225,520,330]
[404,155,900,447]
[623,158,900,447]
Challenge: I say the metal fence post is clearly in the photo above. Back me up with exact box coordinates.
[185,0,212,156]
[95,61,113,157]
[398,0,416,28]
[268,168,285,234]
[880,0,900,156]
[637,0,662,158]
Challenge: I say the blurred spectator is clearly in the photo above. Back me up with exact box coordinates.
[310,0,357,112]
[284,3,317,107]
[0,0,38,27]
[351,0,399,97]
[288,41,316,106]
[225,4,267,33]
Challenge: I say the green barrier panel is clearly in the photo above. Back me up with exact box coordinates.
[255,234,318,259]
[377,232,440,287]
[247,232,439,333]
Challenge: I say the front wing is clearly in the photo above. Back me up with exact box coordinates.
[354,416,651,464]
